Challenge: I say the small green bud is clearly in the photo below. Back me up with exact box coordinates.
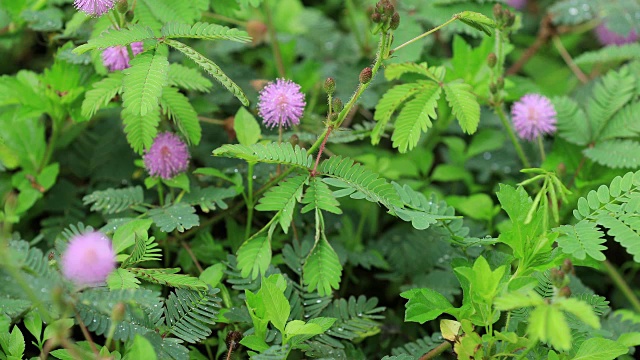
[489,83,498,94]
[390,12,400,30]
[332,97,344,112]
[493,3,503,20]
[558,286,571,298]
[487,53,497,68]
[496,76,504,89]
[324,77,336,95]
[112,302,126,323]
[375,1,385,14]
[359,67,373,84]
[507,12,516,27]
[550,268,564,284]
[116,0,128,14]
[371,12,382,23]
[502,9,513,26]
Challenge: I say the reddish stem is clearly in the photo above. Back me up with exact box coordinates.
[311,127,333,177]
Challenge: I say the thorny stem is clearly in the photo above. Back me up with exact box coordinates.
[603,260,640,313]
[263,0,286,78]
[311,127,332,176]
[552,35,588,84]
[391,16,457,53]
[419,341,452,360]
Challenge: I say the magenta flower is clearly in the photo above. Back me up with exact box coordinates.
[511,94,557,141]
[258,79,306,128]
[143,132,190,179]
[74,0,115,17]
[102,42,143,71]
[506,0,527,10]
[595,24,638,46]
[61,231,116,287]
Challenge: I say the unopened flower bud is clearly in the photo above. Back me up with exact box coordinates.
[383,2,395,17]
[507,12,516,27]
[502,9,513,26]
[116,0,128,14]
[332,98,343,112]
[562,259,574,274]
[493,4,503,20]
[111,302,126,322]
[390,12,400,30]
[375,1,385,14]
[489,83,498,94]
[359,67,372,84]
[289,134,299,146]
[487,53,497,68]
[550,268,564,284]
[371,12,382,23]
[558,286,571,298]
[496,76,504,89]
[324,77,336,95]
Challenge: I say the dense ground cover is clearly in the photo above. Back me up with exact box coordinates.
[1,0,640,359]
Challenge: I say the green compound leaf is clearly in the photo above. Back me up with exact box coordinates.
[81,72,124,119]
[237,236,272,279]
[74,24,157,54]
[160,86,201,145]
[552,96,590,146]
[121,106,160,154]
[443,81,480,134]
[167,63,212,92]
[303,236,342,296]
[148,203,200,232]
[584,139,640,169]
[255,174,308,233]
[82,186,144,215]
[161,22,251,42]
[391,82,441,153]
[372,82,426,145]
[128,268,207,290]
[122,48,169,117]
[165,39,249,106]
[456,11,496,36]
[555,221,606,261]
[213,142,314,169]
[527,304,571,351]
[163,288,221,343]
[301,177,342,215]
[587,67,636,140]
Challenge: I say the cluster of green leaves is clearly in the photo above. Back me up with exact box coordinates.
[554,63,640,169]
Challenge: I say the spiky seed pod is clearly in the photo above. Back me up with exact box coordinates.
[487,53,497,68]
[332,97,344,112]
[371,12,382,23]
[493,3,503,20]
[390,12,400,30]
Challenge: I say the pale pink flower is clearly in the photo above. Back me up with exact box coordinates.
[511,94,557,141]
[101,42,143,71]
[143,132,190,179]
[61,231,116,287]
[74,0,115,17]
[258,79,306,128]
[595,24,638,46]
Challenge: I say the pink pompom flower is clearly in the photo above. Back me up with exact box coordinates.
[506,0,527,10]
[143,132,190,179]
[595,24,638,46]
[74,0,115,17]
[257,79,306,128]
[61,231,116,287]
[102,42,144,71]
[511,94,557,141]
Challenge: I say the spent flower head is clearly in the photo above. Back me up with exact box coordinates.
[143,132,190,179]
[102,42,143,71]
[595,23,638,46]
[61,231,116,287]
[258,79,306,129]
[506,0,527,10]
[74,0,115,17]
[511,94,557,141]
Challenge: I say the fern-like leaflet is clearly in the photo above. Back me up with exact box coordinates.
[161,288,221,343]
[82,186,144,215]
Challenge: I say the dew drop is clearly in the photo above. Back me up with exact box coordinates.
[568,7,578,15]
[483,152,492,160]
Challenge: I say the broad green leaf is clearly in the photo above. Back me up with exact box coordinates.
[128,335,158,360]
[200,263,225,288]
[573,338,628,360]
[112,219,153,254]
[23,311,42,342]
[556,298,600,329]
[8,326,24,358]
[234,106,261,146]
[261,275,290,334]
[527,305,571,351]
[400,288,456,324]
[237,236,272,279]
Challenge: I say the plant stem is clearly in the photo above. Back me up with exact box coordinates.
[245,163,255,239]
[202,12,247,27]
[39,118,61,173]
[537,136,546,162]
[311,127,332,176]
[552,35,588,84]
[603,260,640,313]
[391,16,457,53]
[198,116,225,125]
[419,341,452,360]
[263,0,286,77]
[495,106,532,169]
